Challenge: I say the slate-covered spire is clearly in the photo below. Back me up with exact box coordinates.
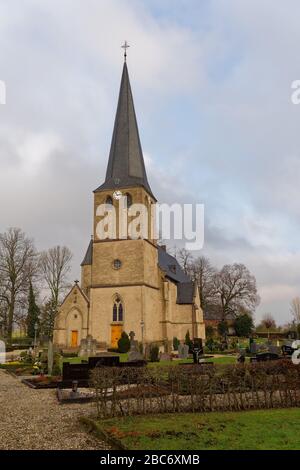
[95,62,155,199]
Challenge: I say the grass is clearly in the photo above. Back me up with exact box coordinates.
[62,354,237,367]
[98,408,300,450]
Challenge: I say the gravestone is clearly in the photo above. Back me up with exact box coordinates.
[282,343,295,356]
[192,339,204,364]
[251,352,280,362]
[47,340,53,376]
[79,334,97,357]
[269,345,280,355]
[128,331,143,362]
[250,342,258,354]
[62,362,90,386]
[144,344,151,361]
[88,355,120,368]
[160,352,171,361]
[178,343,189,359]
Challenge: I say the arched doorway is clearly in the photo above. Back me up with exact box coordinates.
[66,309,83,348]
[111,296,124,348]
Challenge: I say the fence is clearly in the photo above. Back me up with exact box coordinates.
[91,361,300,418]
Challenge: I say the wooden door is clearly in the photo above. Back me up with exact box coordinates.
[111,325,122,348]
[71,330,78,348]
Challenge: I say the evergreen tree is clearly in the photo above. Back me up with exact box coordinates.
[234,314,254,338]
[40,299,57,339]
[26,282,40,338]
[184,330,193,351]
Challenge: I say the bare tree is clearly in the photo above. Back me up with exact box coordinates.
[188,256,217,309]
[177,248,194,274]
[39,246,72,338]
[213,263,260,321]
[290,297,300,324]
[0,228,37,343]
[260,313,276,340]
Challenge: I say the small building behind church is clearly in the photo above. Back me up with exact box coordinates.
[53,58,205,351]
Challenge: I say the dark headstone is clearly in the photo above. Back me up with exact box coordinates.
[88,356,120,368]
[62,362,90,382]
[191,338,204,364]
[237,354,246,363]
[282,344,295,356]
[251,352,280,362]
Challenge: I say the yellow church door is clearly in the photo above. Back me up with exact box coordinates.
[71,330,78,348]
[111,325,122,348]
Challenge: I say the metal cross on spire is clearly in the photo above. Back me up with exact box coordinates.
[121,40,130,62]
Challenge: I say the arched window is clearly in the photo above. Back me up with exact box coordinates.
[105,196,113,208]
[126,193,132,208]
[112,297,124,322]
[113,303,118,322]
[118,303,123,322]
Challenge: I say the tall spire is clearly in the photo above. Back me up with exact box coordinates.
[95,61,155,199]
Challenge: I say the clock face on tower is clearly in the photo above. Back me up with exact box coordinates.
[113,190,122,200]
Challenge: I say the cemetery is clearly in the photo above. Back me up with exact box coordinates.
[0,327,300,450]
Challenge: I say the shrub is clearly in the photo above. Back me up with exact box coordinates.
[150,344,160,362]
[20,350,34,364]
[184,330,193,351]
[205,337,215,352]
[173,337,180,351]
[11,336,33,346]
[217,321,228,338]
[52,352,62,376]
[118,332,130,353]
[205,325,215,338]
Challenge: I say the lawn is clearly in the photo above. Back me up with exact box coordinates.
[62,354,237,366]
[98,408,300,450]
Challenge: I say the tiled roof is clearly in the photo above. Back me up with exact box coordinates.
[157,246,194,304]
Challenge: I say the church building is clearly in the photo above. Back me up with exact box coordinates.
[53,55,205,351]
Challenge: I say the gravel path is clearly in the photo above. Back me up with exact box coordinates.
[0,370,108,450]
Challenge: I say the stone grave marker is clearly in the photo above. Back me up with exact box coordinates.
[160,352,171,361]
[128,331,143,362]
[178,343,189,359]
[79,334,97,357]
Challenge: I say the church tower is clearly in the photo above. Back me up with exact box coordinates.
[53,51,205,351]
[81,58,160,348]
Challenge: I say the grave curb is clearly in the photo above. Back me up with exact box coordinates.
[79,417,127,450]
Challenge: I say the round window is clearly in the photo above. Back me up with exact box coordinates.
[113,259,122,270]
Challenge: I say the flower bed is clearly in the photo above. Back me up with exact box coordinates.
[0,362,33,375]
[22,375,62,389]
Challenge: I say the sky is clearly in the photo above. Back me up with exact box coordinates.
[0,0,300,325]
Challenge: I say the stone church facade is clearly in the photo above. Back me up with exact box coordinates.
[53,60,205,351]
